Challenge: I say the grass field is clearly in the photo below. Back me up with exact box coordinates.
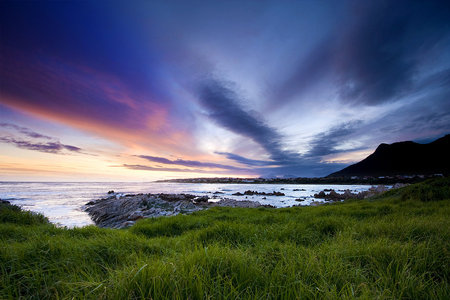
[1,177,449,299]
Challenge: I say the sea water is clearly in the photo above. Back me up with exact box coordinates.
[0,182,373,227]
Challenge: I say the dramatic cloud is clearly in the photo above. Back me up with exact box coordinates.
[306,121,364,157]
[122,164,256,175]
[275,0,450,106]
[360,93,450,143]
[215,152,277,167]
[198,79,299,163]
[1,1,449,179]
[0,2,196,155]
[198,80,388,177]
[137,155,249,171]
[255,162,346,179]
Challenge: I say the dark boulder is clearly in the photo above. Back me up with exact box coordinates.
[195,196,209,203]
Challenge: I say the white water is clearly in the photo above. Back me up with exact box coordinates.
[0,182,373,227]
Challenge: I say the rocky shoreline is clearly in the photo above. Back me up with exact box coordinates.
[312,183,407,201]
[84,184,408,229]
[84,193,270,228]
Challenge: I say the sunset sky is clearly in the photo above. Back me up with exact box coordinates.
[1,0,449,181]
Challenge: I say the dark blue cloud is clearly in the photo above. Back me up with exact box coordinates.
[122,164,256,175]
[274,0,450,106]
[198,79,299,163]
[0,1,160,91]
[197,79,366,177]
[214,152,276,167]
[363,91,450,142]
[2,0,450,179]
[306,121,364,157]
[137,155,249,171]
[256,162,346,179]
[413,68,450,93]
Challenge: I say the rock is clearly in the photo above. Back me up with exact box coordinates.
[392,183,409,189]
[313,185,389,201]
[328,190,341,200]
[342,189,354,197]
[121,221,135,228]
[0,199,14,206]
[84,187,288,229]
[295,198,305,202]
[84,192,274,229]
[314,191,326,198]
[373,185,387,193]
[128,211,144,221]
[158,193,196,202]
[293,188,306,191]
[271,191,285,196]
[194,196,209,203]
[213,191,224,194]
[235,190,285,196]
[107,190,115,194]
[213,198,264,208]
[262,204,276,208]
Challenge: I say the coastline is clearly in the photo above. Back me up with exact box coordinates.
[83,184,398,229]
[0,181,375,227]
[1,177,448,299]
[156,175,441,185]
[83,193,270,228]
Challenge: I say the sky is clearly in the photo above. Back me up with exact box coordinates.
[1,0,450,181]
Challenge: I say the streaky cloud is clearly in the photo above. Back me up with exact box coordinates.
[0,122,85,155]
[274,0,450,106]
[0,136,82,154]
[214,152,277,167]
[121,164,256,175]
[137,155,249,171]
[198,79,299,163]
[306,120,363,157]
[0,122,53,140]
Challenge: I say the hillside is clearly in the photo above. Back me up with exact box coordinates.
[328,134,450,177]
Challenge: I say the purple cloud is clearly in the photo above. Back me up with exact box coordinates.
[122,164,256,175]
[215,152,277,167]
[273,0,450,106]
[0,136,82,154]
[137,155,250,171]
[0,123,84,155]
[306,120,364,157]
[198,79,299,163]
[0,123,53,140]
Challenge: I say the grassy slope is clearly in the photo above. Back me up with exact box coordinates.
[1,178,449,299]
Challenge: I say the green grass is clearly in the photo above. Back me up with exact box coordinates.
[1,177,449,299]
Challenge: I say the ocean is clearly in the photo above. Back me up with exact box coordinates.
[0,182,373,227]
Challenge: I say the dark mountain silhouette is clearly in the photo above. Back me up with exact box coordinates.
[328,134,450,177]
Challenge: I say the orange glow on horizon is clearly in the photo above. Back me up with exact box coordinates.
[0,94,193,155]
